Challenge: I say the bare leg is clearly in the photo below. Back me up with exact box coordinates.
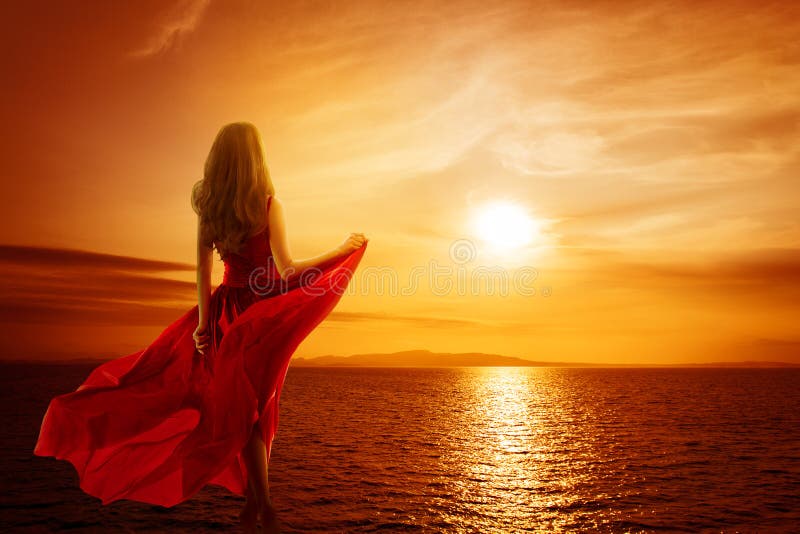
[238,475,258,533]
[240,423,280,533]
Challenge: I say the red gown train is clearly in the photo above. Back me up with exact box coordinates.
[33,196,367,507]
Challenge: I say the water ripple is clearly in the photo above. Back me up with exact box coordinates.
[3,364,800,532]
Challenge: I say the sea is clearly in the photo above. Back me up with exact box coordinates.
[1,363,799,533]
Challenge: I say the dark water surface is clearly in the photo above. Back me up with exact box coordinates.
[2,363,799,532]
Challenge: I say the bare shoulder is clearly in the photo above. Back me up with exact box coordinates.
[269,195,285,217]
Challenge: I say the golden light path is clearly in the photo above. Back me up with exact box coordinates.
[440,368,606,532]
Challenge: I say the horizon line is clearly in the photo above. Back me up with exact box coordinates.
[3,348,799,368]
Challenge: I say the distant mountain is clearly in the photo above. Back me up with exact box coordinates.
[291,350,553,368]
[289,349,800,368]
[4,350,798,367]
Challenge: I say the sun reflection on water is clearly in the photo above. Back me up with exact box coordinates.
[441,367,601,532]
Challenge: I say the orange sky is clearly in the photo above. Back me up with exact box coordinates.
[1,0,799,363]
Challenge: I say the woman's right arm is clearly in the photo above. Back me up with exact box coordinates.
[268,196,366,281]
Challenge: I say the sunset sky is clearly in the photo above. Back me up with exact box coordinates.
[1,0,798,363]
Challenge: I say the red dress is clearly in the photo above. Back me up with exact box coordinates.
[33,196,367,507]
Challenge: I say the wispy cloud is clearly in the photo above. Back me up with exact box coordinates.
[0,245,194,326]
[128,0,211,59]
[328,310,486,328]
[555,246,800,293]
[0,245,194,272]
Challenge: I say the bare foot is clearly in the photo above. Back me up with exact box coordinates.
[258,500,281,534]
[239,497,258,533]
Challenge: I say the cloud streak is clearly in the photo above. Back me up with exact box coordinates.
[0,245,195,327]
[128,0,211,59]
[328,311,486,329]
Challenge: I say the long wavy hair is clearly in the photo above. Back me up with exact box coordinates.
[191,122,275,259]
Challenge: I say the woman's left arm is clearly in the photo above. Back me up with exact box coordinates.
[194,215,213,354]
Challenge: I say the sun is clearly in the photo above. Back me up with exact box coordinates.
[471,201,539,252]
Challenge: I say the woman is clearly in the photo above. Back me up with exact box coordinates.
[34,122,368,533]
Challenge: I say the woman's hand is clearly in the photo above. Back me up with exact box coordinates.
[337,233,367,255]
[193,323,210,355]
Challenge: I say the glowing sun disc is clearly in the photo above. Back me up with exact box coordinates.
[472,201,537,251]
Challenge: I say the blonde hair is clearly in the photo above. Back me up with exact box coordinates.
[191,122,275,259]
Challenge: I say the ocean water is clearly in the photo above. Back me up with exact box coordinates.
[2,363,799,532]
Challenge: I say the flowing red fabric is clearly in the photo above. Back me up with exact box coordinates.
[33,201,367,507]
